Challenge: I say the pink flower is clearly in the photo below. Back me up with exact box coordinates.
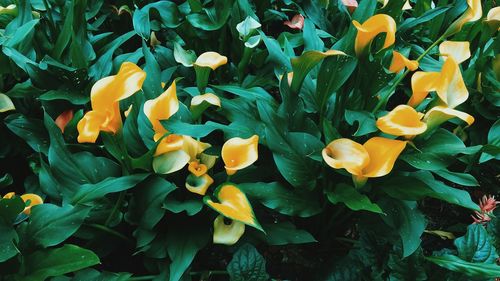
[472,211,491,225]
[55,110,74,133]
[341,0,358,14]
[479,195,499,213]
[284,14,305,30]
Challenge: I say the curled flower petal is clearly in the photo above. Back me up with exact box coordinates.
[152,149,191,174]
[0,93,15,112]
[445,0,482,36]
[20,194,43,215]
[3,192,15,199]
[213,215,245,245]
[222,135,259,175]
[191,93,221,108]
[284,14,305,30]
[436,58,468,109]
[188,161,208,177]
[408,71,441,107]
[362,137,407,178]
[486,7,500,31]
[155,134,184,156]
[186,173,214,195]
[376,105,427,137]
[144,81,179,136]
[439,41,471,64]
[423,106,475,130]
[55,110,74,133]
[124,104,133,117]
[352,14,396,56]
[389,51,419,73]
[341,0,358,13]
[204,184,262,230]
[77,62,146,143]
[402,0,412,10]
[194,52,228,70]
[322,139,369,176]
[182,136,211,161]
[0,4,17,16]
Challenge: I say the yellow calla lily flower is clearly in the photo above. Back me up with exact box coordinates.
[352,14,396,56]
[213,215,245,245]
[194,52,228,70]
[77,62,146,143]
[445,0,482,36]
[204,184,262,231]
[144,81,179,137]
[389,51,419,73]
[188,161,208,177]
[222,135,259,175]
[423,106,475,130]
[191,93,221,108]
[402,0,412,10]
[3,192,43,215]
[439,41,471,64]
[322,137,406,184]
[182,136,211,161]
[186,173,214,195]
[486,7,500,31]
[376,105,427,137]
[0,4,17,15]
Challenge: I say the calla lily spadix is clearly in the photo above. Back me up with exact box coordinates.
[3,192,43,215]
[204,184,262,231]
[376,105,427,137]
[213,215,245,245]
[389,51,419,73]
[222,135,259,175]
[77,62,146,143]
[352,14,396,56]
[322,137,407,186]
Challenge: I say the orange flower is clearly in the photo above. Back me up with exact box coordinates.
[376,105,427,137]
[389,51,419,73]
[222,135,259,175]
[352,14,396,56]
[55,110,74,133]
[284,14,305,30]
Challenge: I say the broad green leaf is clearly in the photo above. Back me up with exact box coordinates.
[398,6,450,34]
[173,42,197,67]
[455,224,498,264]
[186,0,235,31]
[22,244,100,281]
[0,196,25,224]
[227,244,269,281]
[432,169,479,187]
[26,204,91,247]
[259,222,316,245]
[142,41,162,100]
[0,197,24,262]
[388,248,427,281]
[426,255,500,278]
[344,110,378,136]
[237,182,321,217]
[327,183,383,214]
[5,113,49,154]
[71,174,149,204]
[379,199,426,258]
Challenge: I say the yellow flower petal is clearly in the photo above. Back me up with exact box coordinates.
[439,41,471,64]
[182,136,211,161]
[152,149,191,174]
[222,135,259,175]
[423,106,475,129]
[204,184,261,230]
[436,58,468,109]
[0,4,17,15]
[0,93,15,112]
[155,134,184,156]
[352,14,396,56]
[20,193,43,215]
[376,105,427,137]
[213,215,245,245]
[402,0,412,10]
[389,51,419,73]
[199,153,218,170]
[3,192,15,199]
[362,137,407,178]
[445,0,482,36]
[194,52,228,70]
[124,104,133,117]
[188,161,208,177]
[486,7,500,31]
[190,93,221,108]
[185,173,214,195]
[144,81,179,135]
[77,62,146,143]
[322,138,369,176]
[408,71,441,107]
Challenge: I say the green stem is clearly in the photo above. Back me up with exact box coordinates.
[104,191,126,226]
[238,47,253,82]
[85,223,133,244]
[372,34,446,113]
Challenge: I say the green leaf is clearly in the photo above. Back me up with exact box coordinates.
[26,204,91,247]
[426,255,500,278]
[381,172,479,211]
[186,0,235,31]
[238,182,322,217]
[398,6,450,34]
[71,174,149,204]
[455,224,498,264]
[379,199,426,258]
[5,113,49,155]
[344,110,378,137]
[22,244,100,281]
[227,244,270,281]
[327,183,383,214]
[0,196,25,224]
[0,221,19,262]
[432,170,479,187]
[173,42,197,67]
[388,248,427,281]
[260,222,317,245]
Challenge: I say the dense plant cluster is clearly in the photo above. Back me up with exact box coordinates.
[0,0,499,280]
